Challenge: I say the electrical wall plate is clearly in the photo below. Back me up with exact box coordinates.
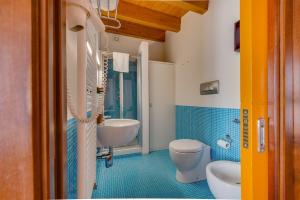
[200,80,219,95]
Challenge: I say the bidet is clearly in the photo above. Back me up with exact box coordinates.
[206,160,241,199]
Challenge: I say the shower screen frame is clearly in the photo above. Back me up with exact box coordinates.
[103,55,143,155]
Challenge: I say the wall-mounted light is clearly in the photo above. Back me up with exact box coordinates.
[96,0,121,29]
[87,41,93,56]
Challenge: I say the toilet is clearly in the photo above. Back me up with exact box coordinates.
[169,139,211,183]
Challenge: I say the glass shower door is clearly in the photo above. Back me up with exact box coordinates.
[123,62,138,146]
[123,62,138,119]
[104,59,140,149]
[104,59,120,119]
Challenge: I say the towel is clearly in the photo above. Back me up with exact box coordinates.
[113,52,129,73]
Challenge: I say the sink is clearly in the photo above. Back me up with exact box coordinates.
[97,119,140,147]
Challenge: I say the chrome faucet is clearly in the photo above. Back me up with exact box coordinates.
[97,147,113,168]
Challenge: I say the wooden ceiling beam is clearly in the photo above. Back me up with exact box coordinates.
[122,0,187,17]
[121,0,209,16]
[164,0,209,15]
[103,19,166,42]
[102,0,181,32]
[100,0,209,42]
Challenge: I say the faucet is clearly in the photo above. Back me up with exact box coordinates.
[97,147,113,168]
[104,115,112,119]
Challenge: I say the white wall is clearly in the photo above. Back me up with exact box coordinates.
[165,0,240,108]
[103,33,166,61]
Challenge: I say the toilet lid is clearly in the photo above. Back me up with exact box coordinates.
[169,139,206,153]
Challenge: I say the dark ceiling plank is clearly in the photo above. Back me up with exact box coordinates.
[103,19,165,42]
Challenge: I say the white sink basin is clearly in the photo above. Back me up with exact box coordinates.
[97,119,140,147]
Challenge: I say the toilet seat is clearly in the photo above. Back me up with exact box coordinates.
[169,139,211,183]
[169,139,205,153]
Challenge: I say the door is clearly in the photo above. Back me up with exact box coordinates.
[269,0,300,199]
[0,0,48,199]
[0,0,67,198]
[264,0,300,199]
[241,0,269,199]
[149,61,176,151]
[293,1,300,197]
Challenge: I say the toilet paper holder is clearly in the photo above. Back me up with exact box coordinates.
[217,135,233,149]
[223,135,233,143]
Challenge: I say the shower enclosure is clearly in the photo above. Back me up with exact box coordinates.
[104,57,142,155]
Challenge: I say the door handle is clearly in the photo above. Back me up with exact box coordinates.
[257,118,265,152]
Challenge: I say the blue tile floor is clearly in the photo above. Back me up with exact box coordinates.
[92,150,214,199]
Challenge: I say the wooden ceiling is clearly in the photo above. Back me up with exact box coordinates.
[102,0,209,42]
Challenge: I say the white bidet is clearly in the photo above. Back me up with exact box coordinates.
[206,160,241,199]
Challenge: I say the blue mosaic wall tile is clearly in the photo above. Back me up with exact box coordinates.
[67,118,77,199]
[176,106,240,161]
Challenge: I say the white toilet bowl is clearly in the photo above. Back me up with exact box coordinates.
[169,139,211,183]
[206,160,241,199]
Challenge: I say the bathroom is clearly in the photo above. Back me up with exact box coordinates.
[5,0,300,198]
[66,0,240,199]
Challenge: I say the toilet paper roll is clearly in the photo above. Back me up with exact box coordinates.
[217,139,230,149]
